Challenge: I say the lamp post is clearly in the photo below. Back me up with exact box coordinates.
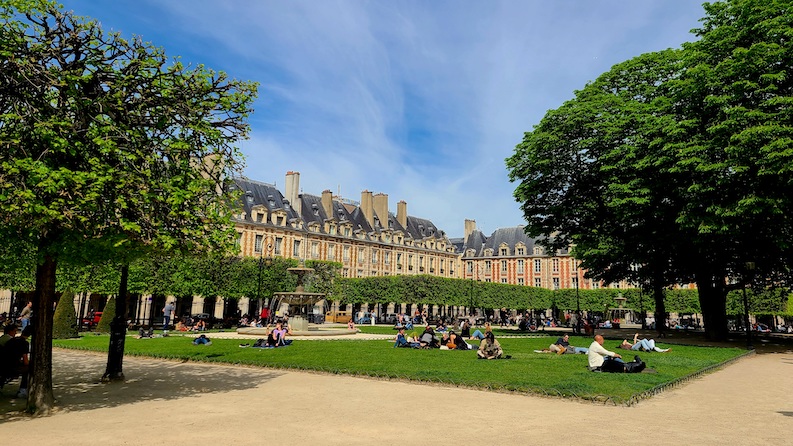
[573,259,581,335]
[742,261,755,350]
[639,286,646,329]
[256,235,275,320]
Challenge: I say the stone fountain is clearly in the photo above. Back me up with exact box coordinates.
[237,263,354,336]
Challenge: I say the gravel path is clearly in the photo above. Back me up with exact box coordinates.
[0,349,791,444]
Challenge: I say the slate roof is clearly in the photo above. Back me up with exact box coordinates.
[461,226,567,257]
[230,177,454,249]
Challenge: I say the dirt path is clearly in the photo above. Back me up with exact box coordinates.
[1,350,791,445]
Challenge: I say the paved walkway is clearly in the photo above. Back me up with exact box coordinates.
[0,348,791,444]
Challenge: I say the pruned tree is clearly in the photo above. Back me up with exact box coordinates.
[0,1,257,413]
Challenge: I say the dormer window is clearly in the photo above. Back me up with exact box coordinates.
[312,203,319,217]
[245,191,254,204]
[267,194,275,207]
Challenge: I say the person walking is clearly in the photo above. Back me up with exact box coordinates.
[162,301,175,335]
[17,302,32,330]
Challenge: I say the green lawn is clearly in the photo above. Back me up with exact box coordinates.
[54,335,747,404]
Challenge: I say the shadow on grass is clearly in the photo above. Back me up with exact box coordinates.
[0,350,283,421]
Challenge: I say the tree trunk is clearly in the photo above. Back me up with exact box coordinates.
[28,247,57,415]
[697,274,729,341]
[103,264,129,381]
[652,282,668,338]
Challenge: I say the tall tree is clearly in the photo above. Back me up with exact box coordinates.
[0,1,256,413]
[507,0,793,340]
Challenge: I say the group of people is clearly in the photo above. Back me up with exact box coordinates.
[175,316,207,332]
[393,324,669,372]
[393,325,507,359]
[0,323,31,398]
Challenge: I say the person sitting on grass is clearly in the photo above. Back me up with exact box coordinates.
[448,331,473,350]
[267,321,292,347]
[347,319,355,330]
[588,335,645,373]
[460,319,471,339]
[419,325,439,348]
[477,332,504,360]
[393,327,419,348]
[618,333,671,353]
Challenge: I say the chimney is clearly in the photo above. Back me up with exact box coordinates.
[373,193,389,229]
[397,200,407,228]
[360,190,374,228]
[285,171,301,216]
[464,219,477,244]
[321,189,334,219]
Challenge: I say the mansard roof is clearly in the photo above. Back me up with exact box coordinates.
[231,177,454,250]
[403,216,443,241]
[232,178,299,221]
[461,225,568,257]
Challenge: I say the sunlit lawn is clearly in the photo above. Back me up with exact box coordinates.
[55,334,746,404]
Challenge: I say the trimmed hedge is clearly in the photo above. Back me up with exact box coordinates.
[52,289,79,339]
[336,276,791,315]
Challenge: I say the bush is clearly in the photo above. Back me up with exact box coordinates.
[53,289,79,339]
[95,297,115,333]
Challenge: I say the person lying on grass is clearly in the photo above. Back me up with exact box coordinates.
[537,334,588,355]
[469,322,492,341]
[618,333,671,353]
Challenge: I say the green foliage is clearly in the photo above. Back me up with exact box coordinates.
[95,297,115,333]
[304,260,343,299]
[726,287,791,316]
[506,0,793,338]
[54,334,746,404]
[52,289,79,339]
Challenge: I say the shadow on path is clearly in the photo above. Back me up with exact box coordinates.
[0,350,283,421]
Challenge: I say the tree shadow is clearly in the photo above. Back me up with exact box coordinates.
[0,350,283,420]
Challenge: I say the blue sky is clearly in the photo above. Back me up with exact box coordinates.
[63,0,708,239]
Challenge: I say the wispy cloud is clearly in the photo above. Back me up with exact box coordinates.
[64,0,707,237]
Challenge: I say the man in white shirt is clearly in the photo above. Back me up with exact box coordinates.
[588,335,645,373]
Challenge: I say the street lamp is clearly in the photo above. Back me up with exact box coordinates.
[256,235,275,320]
[742,261,755,350]
[573,259,581,335]
[639,286,646,330]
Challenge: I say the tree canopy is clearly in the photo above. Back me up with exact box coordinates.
[0,0,257,413]
[507,0,793,340]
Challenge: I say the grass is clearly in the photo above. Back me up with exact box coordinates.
[54,334,746,404]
